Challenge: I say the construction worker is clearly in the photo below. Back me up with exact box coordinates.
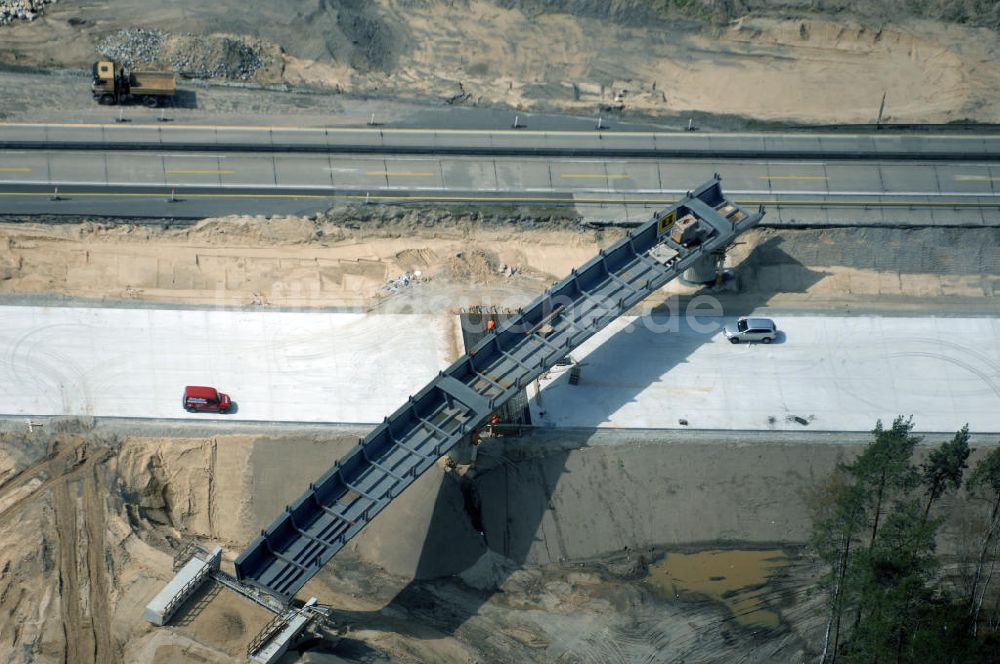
[486,318,496,332]
[485,414,500,438]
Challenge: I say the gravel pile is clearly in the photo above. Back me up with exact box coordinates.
[378,271,427,296]
[166,35,269,81]
[0,0,55,25]
[95,28,270,81]
[96,27,166,68]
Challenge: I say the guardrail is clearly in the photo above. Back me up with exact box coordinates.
[2,124,998,160]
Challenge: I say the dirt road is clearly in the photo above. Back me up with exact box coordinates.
[0,432,118,663]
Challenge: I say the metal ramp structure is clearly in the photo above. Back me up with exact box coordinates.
[458,306,532,429]
[234,176,765,600]
[145,543,332,663]
[144,545,223,626]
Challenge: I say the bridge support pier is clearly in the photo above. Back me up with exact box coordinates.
[448,435,478,465]
[683,252,728,285]
[449,307,532,465]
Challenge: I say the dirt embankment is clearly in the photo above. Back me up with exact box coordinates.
[0,209,609,309]
[0,1,998,123]
[96,27,284,83]
[1,426,821,663]
[0,425,304,664]
[720,226,1000,313]
[1,213,998,314]
[498,0,1000,32]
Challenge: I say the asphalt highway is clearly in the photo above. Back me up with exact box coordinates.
[0,123,997,224]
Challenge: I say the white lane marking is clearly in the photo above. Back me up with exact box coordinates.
[741,161,827,166]
[156,154,227,159]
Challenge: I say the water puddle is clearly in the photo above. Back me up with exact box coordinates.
[645,549,788,629]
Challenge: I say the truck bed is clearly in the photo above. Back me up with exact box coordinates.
[129,71,176,96]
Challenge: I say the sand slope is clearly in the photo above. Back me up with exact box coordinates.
[0,1,997,123]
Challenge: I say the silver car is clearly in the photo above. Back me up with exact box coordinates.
[724,317,777,344]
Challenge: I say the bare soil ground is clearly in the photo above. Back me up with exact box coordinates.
[0,2,998,124]
[1,422,994,663]
[1,213,998,315]
[0,209,601,309]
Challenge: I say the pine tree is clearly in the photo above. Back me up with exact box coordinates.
[844,417,922,549]
[921,424,971,521]
[840,501,938,662]
[967,447,1000,634]
[810,470,867,663]
[810,423,1000,662]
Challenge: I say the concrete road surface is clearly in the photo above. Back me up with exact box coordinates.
[1,306,997,432]
[0,306,459,423]
[529,314,1000,433]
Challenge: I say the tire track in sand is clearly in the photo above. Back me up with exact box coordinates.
[50,449,118,663]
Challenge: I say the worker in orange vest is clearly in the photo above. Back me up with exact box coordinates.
[485,414,500,438]
[486,319,496,332]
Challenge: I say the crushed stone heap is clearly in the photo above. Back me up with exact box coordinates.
[165,34,270,81]
[96,27,272,81]
[96,27,167,67]
[0,0,55,25]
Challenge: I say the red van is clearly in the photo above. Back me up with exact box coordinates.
[182,386,232,413]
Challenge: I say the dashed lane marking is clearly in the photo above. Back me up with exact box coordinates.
[560,173,630,180]
[365,171,435,177]
[760,175,829,180]
[165,169,236,174]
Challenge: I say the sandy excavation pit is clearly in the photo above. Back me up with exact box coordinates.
[1,422,995,663]
[0,423,838,663]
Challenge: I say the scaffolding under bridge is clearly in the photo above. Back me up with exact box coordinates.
[234,176,765,601]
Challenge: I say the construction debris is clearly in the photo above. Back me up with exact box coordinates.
[378,270,426,296]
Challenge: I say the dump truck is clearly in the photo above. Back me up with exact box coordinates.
[91,60,176,107]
